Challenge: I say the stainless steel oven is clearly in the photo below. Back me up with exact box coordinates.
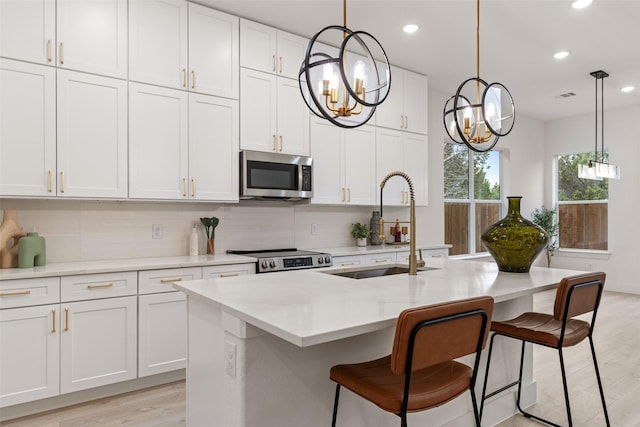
[227,248,332,273]
[240,150,312,200]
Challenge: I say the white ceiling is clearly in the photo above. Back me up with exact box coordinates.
[196,0,640,122]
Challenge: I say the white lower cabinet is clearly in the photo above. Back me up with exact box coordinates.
[0,304,60,407]
[332,255,365,267]
[365,252,396,265]
[60,296,137,394]
[202,263,256,278]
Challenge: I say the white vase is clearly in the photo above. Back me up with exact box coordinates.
[356,237,367,247]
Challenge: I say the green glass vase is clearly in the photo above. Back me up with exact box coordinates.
[481,196,549,273]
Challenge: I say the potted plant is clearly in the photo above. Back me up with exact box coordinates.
[531,206,559,267]
[351,222,371,247]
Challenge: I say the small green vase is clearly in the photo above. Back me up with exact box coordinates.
[481,197,549,273]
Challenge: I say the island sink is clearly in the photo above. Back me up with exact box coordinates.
[322,265,437,279]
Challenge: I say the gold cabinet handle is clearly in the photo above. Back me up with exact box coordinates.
[182,178,187,197]
[52,309,56,333]
[272,135,277,151]
[191,70,195,89]
[220,273,239,278]
[347,188,351,202]
[182,69,187,87]
[272,55,276,72]
[59,42,64,65]
[341,262,356,266]
[48,170,53,192]
[87,283,113,289]
[0,290,31,297]
[60,171,65,193]
[160,277,182,283]
[400,115,404,128]
[341,187,345,202]
[47,40,52,62]
[191,178,196,197]
[374,259,388,263]
[279,135,283,152]
[405,115,408,129]
[64,307,69,331]
[279,56,283,74]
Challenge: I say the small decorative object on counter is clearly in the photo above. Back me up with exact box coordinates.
[18,231,46,268]
[200,216,219,255]
[369,211,383,245]
[0,210,26,268]
[189,223,199,256]
[394,219,402,243]
[351,222,371,247]
[481,196,549,273]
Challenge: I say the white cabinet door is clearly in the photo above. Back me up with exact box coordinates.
[57,70,128,198]
[310,118,343,204]
[138,292,186,377]
[0,0,56,65]
[189,94,239,201]
[276,30,308,79]
[239,19,277,74]
[403,70,428,135]
[201,263,256,278]
[60,296,137,393]
[239,68,277,152]
[376,128,404,206]
[56,0,127,78]
[343,125,376,205]
[138,267,202,295]
[276,77,309,155]
[129,0,188,89]
[129,83,189,199]
[332,255,365,267]
[403,133,428,206]
[376,65,404,131]
[365,252,396,265]
[0,60,56,197]
[188,4,239,99]
[0,304,60,407]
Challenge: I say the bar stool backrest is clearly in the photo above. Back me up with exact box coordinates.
[390,296,494,375]
[553,272,606,321]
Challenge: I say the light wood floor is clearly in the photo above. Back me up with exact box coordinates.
[2,290,638,427]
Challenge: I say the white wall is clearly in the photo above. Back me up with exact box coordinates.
[543,105,640,293]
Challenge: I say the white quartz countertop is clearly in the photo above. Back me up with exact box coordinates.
[0,254,256,280]
[313,244,451,257]
[173,258,586,348]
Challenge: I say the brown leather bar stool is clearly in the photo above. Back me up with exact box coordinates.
[329,296,494,427]
[480,272,610,426]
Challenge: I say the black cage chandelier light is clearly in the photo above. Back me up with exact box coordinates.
[298,0,391,128]
[443,0,515,152]
[577,70,621,180]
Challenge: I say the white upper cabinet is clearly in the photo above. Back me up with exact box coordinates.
[240,19,308,79]
[129,0,239,98]
[310,117,376,205]
[0,59,56,197]
[57,70,128,198]
[376,127,428,207]
[129,0,188,89]
[240,68,309,155]
[376,66,428,134]
[0,0,127,78]
[56,0,128,78]
[0,0,56,65]
[188,4,239,98]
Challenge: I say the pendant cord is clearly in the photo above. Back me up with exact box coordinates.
[595,75,598,162]
[601,77,605,163]
[343,0,347,30]
[476,0,480,79]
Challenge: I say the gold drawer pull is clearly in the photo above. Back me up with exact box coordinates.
[64,307,69,331]
[87,283,113,289]
[341,262,356,266]
[374,259,388,263]
[182,68,187,87]
[272,55,276,72]
[47,40,52,62]
[52,309,56,333]
[191,178,195,197]
[191,70,195,89]
[0,290,31,297]
[279,135,283,152]
[59,42,64,65]
[160,277,182,283]
[272,135,277,151]
[279,56,283,74]
[48,170,53,192]
[183,178,187,197]
[220,273,239,278]
[60,171,65,193]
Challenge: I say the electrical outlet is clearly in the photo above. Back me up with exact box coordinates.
[152,224,163,239]
[311,223,319,235]
[225,341,237,378]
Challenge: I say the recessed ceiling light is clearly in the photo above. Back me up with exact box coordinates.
[621,86,635,93]
[553,51,570,59]
[572,0,592,9]
[403,24,419,34]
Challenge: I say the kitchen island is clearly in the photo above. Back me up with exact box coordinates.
[174,258,587,426]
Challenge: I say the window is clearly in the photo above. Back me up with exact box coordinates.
[557,152,608,250]
[444,144,502,256]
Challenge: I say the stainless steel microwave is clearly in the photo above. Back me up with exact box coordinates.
[240,150,313,200]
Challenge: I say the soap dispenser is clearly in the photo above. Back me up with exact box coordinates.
[189,223,199,256]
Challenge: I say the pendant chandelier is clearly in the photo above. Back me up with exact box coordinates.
[578,70,621,180]
[443,0,515,152]
[298,0,391,128]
